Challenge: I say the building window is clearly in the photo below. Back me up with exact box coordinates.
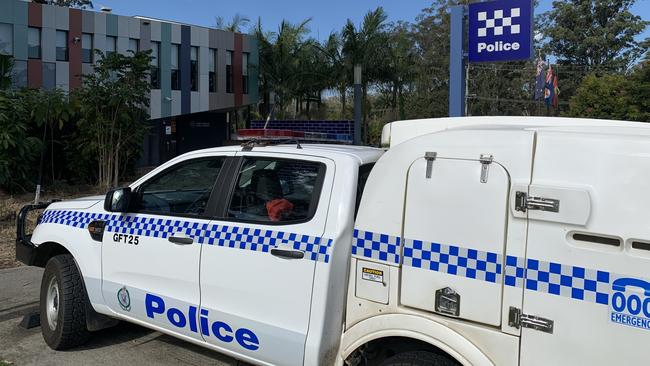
[28,27,41,59]
[150,41,160,89]
[242,52,249,95]
[105,36,117,57]
[0,23,13,55]
[82,33,93,63]
[226,50,233,93]
[190,46,198,91]
[128,38,139,54]
[12,60,27,89]
[56,30,68,61]
[171,44,180,90]
[43,62,56,90]
[208,48,216,92]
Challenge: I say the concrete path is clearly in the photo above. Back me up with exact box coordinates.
[0,266,240,366]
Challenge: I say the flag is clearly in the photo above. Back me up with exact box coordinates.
[552,67,559,108]
[544,65,554,107]
[534,57,546,100]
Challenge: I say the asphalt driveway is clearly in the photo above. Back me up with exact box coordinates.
[0,266,241,366]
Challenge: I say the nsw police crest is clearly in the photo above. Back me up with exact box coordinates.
[117,286,131,311]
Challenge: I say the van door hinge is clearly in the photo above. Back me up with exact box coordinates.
[479,154,493,183]
[509,307,554,334]
[515,191,560,213]
[424,152,437,179]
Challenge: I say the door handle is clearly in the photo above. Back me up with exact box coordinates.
[270,248,304,259]
[168,235,194,245]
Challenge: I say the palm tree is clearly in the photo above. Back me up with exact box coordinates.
[342,7,390,141]
[216,13,250,33]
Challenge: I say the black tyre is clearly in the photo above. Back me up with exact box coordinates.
[40,254,90,349]
[380,351,459,366]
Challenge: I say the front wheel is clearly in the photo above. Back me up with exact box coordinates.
[40,254,90,349]
[380,351,459,366]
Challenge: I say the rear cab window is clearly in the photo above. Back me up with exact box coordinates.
[227,157,326,224]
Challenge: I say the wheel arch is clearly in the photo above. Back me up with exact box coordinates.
[340,314,494,366]
[31,241,72,268]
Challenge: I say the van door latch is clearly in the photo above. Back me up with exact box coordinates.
[479,154,493,183]
[424,152,437,179]
[509,307,554,334]
[515,192,560,213]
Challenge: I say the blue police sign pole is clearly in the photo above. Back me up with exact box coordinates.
[449,0,533,117]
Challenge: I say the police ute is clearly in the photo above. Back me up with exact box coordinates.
[16,116,650,366]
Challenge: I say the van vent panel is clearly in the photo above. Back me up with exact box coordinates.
[572,233,621,247]
[632,241,650,252]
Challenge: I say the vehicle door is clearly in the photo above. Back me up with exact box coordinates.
[199,153,334,365]
[519,131,650,365]
[102,154,233,341]
[400,155,510,326]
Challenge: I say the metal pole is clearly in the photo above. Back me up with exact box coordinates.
[353,64,362,145]
[449,5,466,117]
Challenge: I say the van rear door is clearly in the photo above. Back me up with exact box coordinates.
[400,155,510,326]
[519,131,650,366]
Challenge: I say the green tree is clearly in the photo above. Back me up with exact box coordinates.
[73,50,152,189]
[0,55,13,90]
[33,0,93,9]
[567,73,641,121]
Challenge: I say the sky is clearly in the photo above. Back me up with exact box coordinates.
[97,0,649,42]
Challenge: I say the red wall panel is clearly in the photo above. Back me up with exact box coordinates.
[28,2,42,27]
[28,59,42,89]
[68,8,82,90]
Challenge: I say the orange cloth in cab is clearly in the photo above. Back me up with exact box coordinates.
[266,199,294,221]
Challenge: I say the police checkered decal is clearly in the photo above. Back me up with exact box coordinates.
[40,210,332,263]
[403,239,503,284]
[477,7,521,37]
[352,229,400,264]
[524,259,610,305]
[504,255,526,288]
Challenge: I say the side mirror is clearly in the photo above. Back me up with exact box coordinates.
[104,187,132,212]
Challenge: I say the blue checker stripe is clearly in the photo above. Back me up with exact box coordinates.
[40,210,332,263]
[523,259,610,305]
[352,228,615,307]
[403,239,503,284]
[352,229,400,264]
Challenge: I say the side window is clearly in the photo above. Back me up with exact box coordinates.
[355,163,375,218]
[227,157,325,223]
[134,157,225,216]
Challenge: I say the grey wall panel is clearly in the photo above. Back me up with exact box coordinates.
[94,12,106,35]
[150,20,161,41]
[81,10,94,33]
[180,25,190,115]
[93,33,105,56]
[216,92,234,110]
[171,23,181,44]
[217,30,234,50]
[208,28,218,48]
[209,93,217,110]
[199,46,209,111]
[54,5,69,30]
[198,27,209,47]
[150,89,161,119]
[117,15,129,37]
[217,48,226,97]
[171,90,181,116]
[42,4,55,29]
[117,36,128,55]
[41,28,56,62]
[55,61,69,91]
[191,91,200,113]
[82,63,93,75]
[129,18,140,39]
[139,20,151,54]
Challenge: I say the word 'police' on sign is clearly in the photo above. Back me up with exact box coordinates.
[468,0,533,63]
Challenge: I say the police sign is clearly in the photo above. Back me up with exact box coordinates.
[468,0,533,63]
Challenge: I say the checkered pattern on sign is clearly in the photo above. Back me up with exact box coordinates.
[40,210,332,263]
[352,229,401,264]
[403,239,503,284]
[524,259,610,305]
[477,7,521,37]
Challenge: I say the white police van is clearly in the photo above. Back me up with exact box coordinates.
[16,117,650,366]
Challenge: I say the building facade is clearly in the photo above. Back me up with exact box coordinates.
[0,0,259,164]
